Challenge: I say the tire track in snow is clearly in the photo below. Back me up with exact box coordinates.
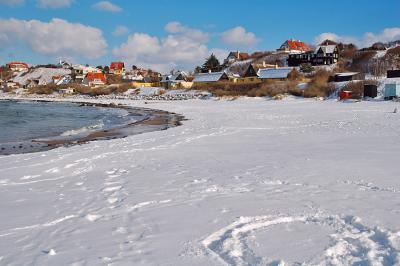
[202,213,400,266]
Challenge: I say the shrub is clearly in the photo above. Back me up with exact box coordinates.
[28,84,58,94]
[303,69,335,98]
[192,80,302,98]
[300,63,314,73]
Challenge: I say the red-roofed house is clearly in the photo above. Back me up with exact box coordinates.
[278,40,311,53]
[109,62,125,75]
[7,62,29,72]
[83,72,107,86]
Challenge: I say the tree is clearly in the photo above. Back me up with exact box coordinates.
[103,66,110,73]
[96,66,103,70]
[201,53,222,73]
[132,65,138,70]
[300,63,314,73]
[194,66,202,73]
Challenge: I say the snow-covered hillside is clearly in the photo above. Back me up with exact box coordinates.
[1,98,400,265]
[13,68,71,86]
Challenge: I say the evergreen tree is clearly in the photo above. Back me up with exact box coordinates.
[103,66,110,74]
[201,54,221,73]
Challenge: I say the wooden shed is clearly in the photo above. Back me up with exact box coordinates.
[384,83,400,100]
[332,72,363,82]
[364,84,378,98]
[387,70,400,78]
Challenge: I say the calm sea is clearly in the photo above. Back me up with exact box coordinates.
[0,100,149,154]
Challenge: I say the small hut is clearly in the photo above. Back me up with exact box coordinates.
[384,83,400,100]
[387,70,400,79]
[332,72,363,82]
[364,84,378,98]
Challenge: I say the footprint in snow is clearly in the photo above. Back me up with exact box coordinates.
[202,213,400,266]
[85,214,102,222]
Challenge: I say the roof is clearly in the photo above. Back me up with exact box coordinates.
[86,72,106,83]
[281,40,310,51]
[335,72,359,77]
[258,68,292,79]
[110,62,125,70]
[319,39,338,46]
[7,62,29,68]
[161,71,187,82]
[193,72,228,82]
[316,45,337,54]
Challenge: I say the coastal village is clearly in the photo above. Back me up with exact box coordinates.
[1,38,400,101]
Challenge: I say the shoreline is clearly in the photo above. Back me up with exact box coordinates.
[0,98,184,156]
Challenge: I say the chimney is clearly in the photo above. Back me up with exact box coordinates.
[237,51,240,59]
[275,63,278,69]
[263,61,266,68]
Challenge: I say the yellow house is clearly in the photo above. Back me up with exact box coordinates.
[192,72,230,87]
[228,64,261,84]
[131,81,160,88]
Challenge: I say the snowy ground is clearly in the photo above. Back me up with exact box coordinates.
[1,97,400,265]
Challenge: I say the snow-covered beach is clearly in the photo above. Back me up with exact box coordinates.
[1,97,400,265]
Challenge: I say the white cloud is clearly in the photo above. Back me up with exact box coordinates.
[220,26,260,47]
[36,0,73,8]
[0,0,24,6]
[113,24,227,73]
[314,32,358,46]
[93,1,122,12]
[112,25,129,36]
[165,22,209,43]
[363,28,400,47]
[315,28,400,47]
[0,18,107,60]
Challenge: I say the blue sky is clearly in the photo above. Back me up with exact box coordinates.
[0,0,399,72]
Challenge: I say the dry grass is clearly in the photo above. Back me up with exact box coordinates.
[303,69,335,98]
[192,80,301,98]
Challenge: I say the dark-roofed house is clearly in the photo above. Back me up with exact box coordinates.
[223,51,250,66]
[229,64,261,83]
[288,40,339,66]
[312,44,339,65]
[258,68,293,81]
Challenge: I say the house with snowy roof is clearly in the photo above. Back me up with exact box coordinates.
[109,62,125,75]
[313,42,339,65]
[160,71,190,89]
[52,75,72,85]
[288,40,339,66]
[258,68,293,81]
[193,71,229,87]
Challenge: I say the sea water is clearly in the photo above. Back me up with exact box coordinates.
[0,100,149,154]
